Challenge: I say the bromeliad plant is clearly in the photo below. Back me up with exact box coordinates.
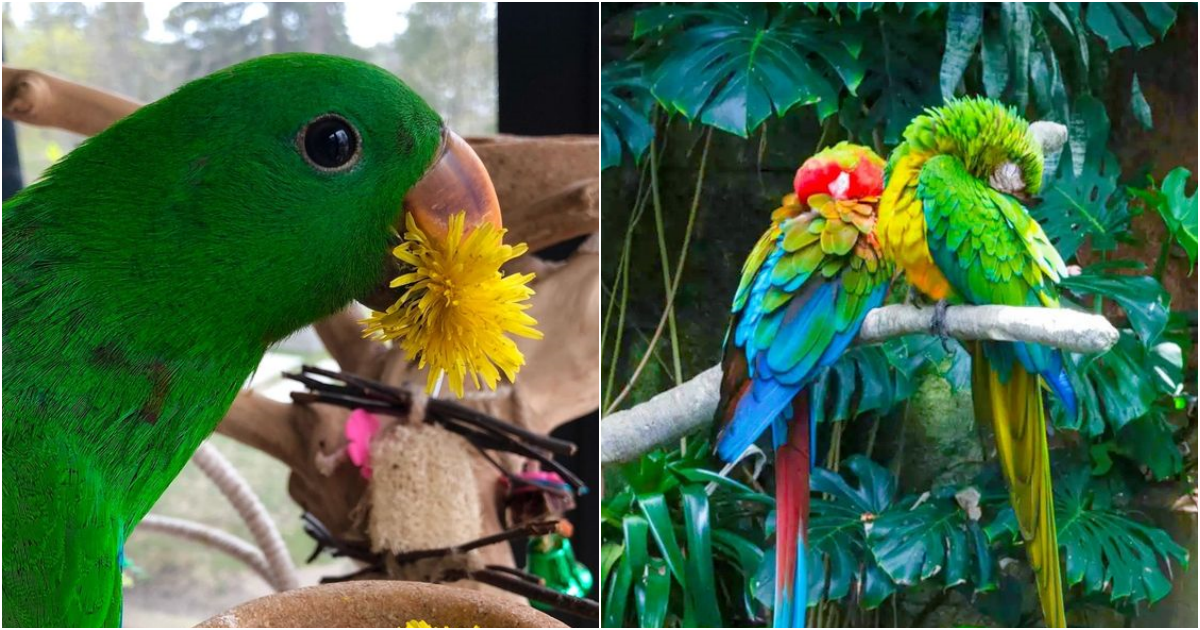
[602,2,1195,627]
[602,438,774,627]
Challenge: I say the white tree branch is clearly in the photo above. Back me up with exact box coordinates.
[601,304,1118,465]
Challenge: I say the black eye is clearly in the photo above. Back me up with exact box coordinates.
[301,115,360,171]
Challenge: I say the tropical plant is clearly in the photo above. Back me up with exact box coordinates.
[602,2,1196,627]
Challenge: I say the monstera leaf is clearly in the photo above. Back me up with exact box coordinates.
[1113,411,1184,481]
[1131,166,1199,271]
[869,486,997,592]
[1057,331,1181,438]
[634,3,865,136]
[805,456,898,609]
[989,467,1188,606]
[1059,263,1171,345]
[1159,167,1199,269]
[1033,96,1134,260]
[1084,2,1177,52]
[601,61,656,170]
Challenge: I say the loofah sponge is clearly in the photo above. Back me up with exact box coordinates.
[368,422,482,554]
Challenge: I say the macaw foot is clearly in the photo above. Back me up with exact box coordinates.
[929,299,954,351]
[905,284,920,306]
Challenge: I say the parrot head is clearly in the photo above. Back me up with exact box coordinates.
[900,96,1045,195]
[13,53,501,343]
[793,141,885,204]
[782,142,885,243]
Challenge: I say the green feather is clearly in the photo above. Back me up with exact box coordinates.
[3,54,445,626]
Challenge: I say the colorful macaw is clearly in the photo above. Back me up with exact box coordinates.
[713,143,892,628]
[3,54,502,627]
[877,97,1075,627]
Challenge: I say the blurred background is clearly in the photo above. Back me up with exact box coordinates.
[3,2,498,181]
[2,3,597,626]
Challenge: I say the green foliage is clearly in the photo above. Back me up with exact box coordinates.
[802,456,899,608]
[601,62,656,170]
[1032,96,1132,259]
[602,439,772,627]
[602,3,1195,626]
[809,334,971,426]
[989,466,1189,607]
[604,2,1179,156]
[632,3,864,137]
[1129,167,1200,272]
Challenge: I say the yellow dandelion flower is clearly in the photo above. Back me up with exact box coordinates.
[362,211,543,398]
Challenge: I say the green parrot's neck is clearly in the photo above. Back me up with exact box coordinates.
[3,185,332,526]
[897,97,1045,193]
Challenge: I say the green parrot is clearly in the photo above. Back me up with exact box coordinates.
[3,53,502,627]
[877,97,1074,627]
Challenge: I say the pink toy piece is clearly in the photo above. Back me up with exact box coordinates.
[345,408,381,479]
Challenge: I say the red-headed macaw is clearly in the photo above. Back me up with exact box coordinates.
[713,143,892,628]
[877,97,1075,627]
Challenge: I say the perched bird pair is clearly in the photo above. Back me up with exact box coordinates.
[3,54,506,626]
[714,98,1074,628]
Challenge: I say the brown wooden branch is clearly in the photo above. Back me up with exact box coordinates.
[2,65,140,135]
[311,306,384,376]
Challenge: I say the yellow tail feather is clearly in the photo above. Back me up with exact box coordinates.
[971,343,1065,628]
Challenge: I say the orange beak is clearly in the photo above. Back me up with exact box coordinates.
[403,130,503,241]
[359,130,502,311]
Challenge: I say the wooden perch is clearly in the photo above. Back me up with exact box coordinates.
[2,65,141,135]
[601,303,1120,465]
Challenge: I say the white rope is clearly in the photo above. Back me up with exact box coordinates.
[137,514,275,588]
[192,441,300,591]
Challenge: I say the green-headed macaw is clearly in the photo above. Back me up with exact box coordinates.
[713,143,892,628]
[877,97,1075,627]
[3,53,502,627]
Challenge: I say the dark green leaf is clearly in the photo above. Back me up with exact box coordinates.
[636,557,671,628]
[713,529,767,619]
[1114,412,1183,480]
[601,542,623,592]
[979,12,1009,98]
[1085,2,1172,51]
[635,3,864,136]
[682,485,723,626]
[869,488,992,590]
[1001,2,1031,109]
[601,62,656,170]
[1034,96,1132,259]
[840,6,943,144]
[1130,73,1153,129]
[1059,332,1157,434]
[624,514,650,578]
[1139,2,1178,36]
[1158,167,1199,269]
[939,2,982,101]
[1030,23,1069,125]
[638,492,688,587]
[1085,3,1133,50]
[604,557,634,627]
[671,466,775,504]
[1055,466,1188,605]
[806,456,898,607]
[1059,265,1170,345]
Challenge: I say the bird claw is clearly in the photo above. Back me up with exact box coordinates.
[929,300,953,351]
[905,285,920,306]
